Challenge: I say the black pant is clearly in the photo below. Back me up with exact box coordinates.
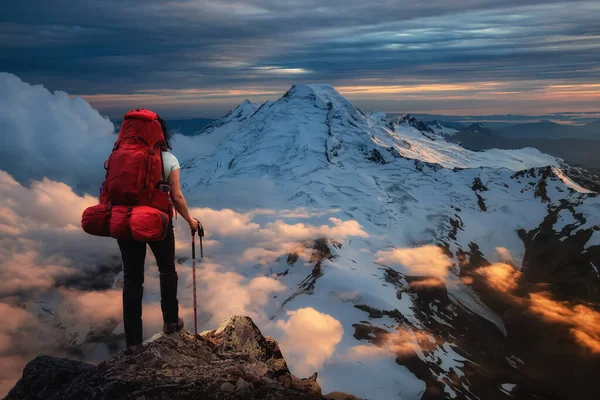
[117,220,178,347]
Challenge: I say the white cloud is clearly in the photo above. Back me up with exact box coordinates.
[260,218,368,243]
[495,246,515,265]
[375,245,453,278]
[275,307,344,376]
[188,207,260,237]
[0,72,114,192]
[178,262,286,327]
[253,66,313,75]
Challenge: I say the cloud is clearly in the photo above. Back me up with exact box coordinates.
[0,73,114,192]
[253,66,312,75]
[0,303,40,354]
[528,293,600,354]
[0,170,366,394]
[408,277,446,289]
[0,170,128,396]
[2,2,599,116]
[476,262,600,354]
[0,302,55,396]
[56,288,122,328]
[375,245,453,278]
[343,344,389,361]
[182,262,286,327]
[182,206,366,265]
[251,207,341,219]
[495,247,515,265]
[0,171,118,297]
[342,328,435,361]
[188,207,260,237]
[0,171,97,231]
[261,218,368,242]
[475,262,521,293]
[0,291,123,397]
[241,244,309,265]
[0,244,74,296]
[276,307,344,376]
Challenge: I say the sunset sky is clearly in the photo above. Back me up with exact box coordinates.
[2,0,599,118]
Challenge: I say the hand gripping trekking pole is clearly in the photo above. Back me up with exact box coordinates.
[191,219,204,339]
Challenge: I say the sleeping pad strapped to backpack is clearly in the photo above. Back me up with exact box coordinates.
[81,109,171,242]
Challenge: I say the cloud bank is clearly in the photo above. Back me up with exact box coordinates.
[2,1,599,116]
[0,73,115,192]
[0,167,369,396]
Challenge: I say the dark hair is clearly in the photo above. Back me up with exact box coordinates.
[157,115,172,150]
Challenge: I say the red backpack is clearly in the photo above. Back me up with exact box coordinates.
[82,109,171,242]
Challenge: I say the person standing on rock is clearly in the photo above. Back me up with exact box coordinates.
[82,109,199,348]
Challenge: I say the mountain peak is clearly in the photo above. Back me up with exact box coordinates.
[284,83,338,97]
[400,114,435,134]
[231,99,258,114]
[282,84,362,120]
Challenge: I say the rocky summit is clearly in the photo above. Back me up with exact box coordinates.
[5,316,358,400]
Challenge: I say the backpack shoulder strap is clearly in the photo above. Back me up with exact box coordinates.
[159,147,166,181]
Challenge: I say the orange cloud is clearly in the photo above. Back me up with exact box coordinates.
[529,293,600,354]
[57,288,122,326]
[336,83,501,95]
[343,328,435,362]
[476,263,600,354]
[476,262,521,293]
[388,329,435,355]
[495,247,515,265]
[408,277,446,289]
[0,246,74,296]
[460,276,474,285]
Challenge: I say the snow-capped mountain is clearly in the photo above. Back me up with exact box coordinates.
[427,120,460,137]
[176,84,600,400]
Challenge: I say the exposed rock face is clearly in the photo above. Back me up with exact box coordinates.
[400,114,435,135]
[5,356,94,400]
[6,316,354,400]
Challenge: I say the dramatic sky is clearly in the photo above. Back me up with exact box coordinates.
[1,0,599,118]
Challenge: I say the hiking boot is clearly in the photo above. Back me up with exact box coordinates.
[124,344,143,355]
[163,317,184,334]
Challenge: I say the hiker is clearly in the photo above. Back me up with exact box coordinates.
[82,109,199,348]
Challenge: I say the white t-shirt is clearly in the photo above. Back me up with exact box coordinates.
[162,151,180,180]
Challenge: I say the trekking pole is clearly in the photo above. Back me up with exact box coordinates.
[191,219,204,340]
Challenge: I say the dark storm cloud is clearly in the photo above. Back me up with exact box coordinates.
[1,0,598,115]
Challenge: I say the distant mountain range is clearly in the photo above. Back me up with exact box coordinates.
[495,121,600,140]
[112,118,215,136]
[425,120,600,168]
[398,112,600,128]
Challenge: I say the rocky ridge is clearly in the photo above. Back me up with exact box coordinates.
[5,316,359,400]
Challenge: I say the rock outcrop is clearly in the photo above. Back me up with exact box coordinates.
[6,316,354,400]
